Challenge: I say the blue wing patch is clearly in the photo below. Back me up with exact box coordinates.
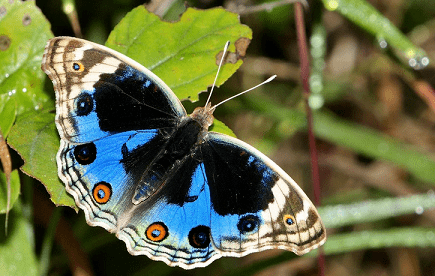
[118,162,218,267]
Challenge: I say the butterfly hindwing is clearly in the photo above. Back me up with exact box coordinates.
[57,130,166,231]
[117,159,218,268]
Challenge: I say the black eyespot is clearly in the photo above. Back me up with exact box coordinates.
[74,143,97,165]
[188,225,210,248]
[75,93,93,116]
[237,215,259,234]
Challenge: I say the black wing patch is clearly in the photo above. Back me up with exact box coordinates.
[95,63,180,133]
[200,136,278,216]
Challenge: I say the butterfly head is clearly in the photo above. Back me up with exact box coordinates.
[190,102,215,131]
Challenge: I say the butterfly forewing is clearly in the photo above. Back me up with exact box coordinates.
[41,37,186,143]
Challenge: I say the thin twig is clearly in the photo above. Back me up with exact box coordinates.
[294,3,325,276]
[412,80,435,114]
[0,130,11,235]
[62,0,83,38]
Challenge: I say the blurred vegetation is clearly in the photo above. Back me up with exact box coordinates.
[1,0,435,275]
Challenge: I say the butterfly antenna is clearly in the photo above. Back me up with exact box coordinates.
[205,41,231,107]
[211,75,277,111]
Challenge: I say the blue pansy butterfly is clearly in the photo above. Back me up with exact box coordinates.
[41,37,326,269]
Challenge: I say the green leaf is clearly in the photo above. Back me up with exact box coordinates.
[314,110,435,185]
[108,6,248,138]
[0,0,54,115]
[0,170,20,213]
[321,227,435,255]
[7,110,76,209]
[0,201,38,276]
[0,97,16,138]
[320,192,435,228]
[106,6,252,101]
[210,119,236,137]
[160,0,187,21]
[321,0,428,69]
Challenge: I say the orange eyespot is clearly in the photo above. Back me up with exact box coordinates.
[92,182,112,204]
[283,214,295,226]
[146,222,168,242]
[72,62,84,72]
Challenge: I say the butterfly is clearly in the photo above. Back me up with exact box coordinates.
[41,37,326,269]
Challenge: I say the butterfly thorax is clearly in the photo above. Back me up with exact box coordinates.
[132,104,214,205]
[190,102,215,132]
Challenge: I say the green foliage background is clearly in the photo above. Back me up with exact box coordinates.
[1,0,435,275]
